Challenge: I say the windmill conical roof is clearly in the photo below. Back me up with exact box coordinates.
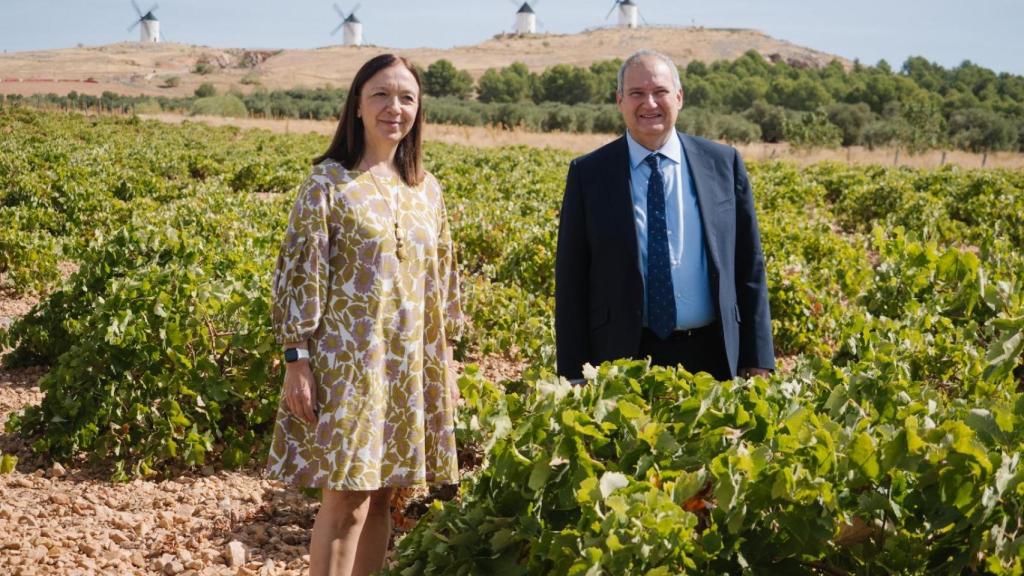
[620,0,636,5]
[142,10,158,21]
[345,13,360,23]
[517,2,534,14]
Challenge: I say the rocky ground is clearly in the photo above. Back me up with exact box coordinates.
[0,362,320,576]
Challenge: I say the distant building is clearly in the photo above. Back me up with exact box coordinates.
[140,11,160,43]
[343,12,363,46]
[618,0,638,28]
[515,3,537,35]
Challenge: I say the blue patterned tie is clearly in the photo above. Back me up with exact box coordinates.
[645,153,676,339]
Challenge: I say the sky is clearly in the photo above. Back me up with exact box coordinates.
[1,0,1022,75]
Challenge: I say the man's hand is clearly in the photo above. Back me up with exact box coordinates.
[284,360,317,424]
[738,367,770,379]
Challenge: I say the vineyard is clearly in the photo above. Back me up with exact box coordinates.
[0,106,1023,574]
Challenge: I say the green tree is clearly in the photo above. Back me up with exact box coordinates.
[423,59,474,99]
[948,108,1018,152]
[589,59,621,104]
[902,56,947,93]
[683,77,715,109]
[729,50,772,79]
[771,76,833,111]
[861,119,901,149]
[537,65,597,105]
[899,93,946,153]
[477,63,533,103]
[685,60,708,78]
[745,100,790,142]
[845,71,899,114]
[784,109,842,148]
[951,60,998,100]
[826,102,874,146]
[726,77,767,111]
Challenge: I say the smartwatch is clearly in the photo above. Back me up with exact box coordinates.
[284,347,310,363]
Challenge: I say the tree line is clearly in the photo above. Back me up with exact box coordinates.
[4,51,1023,152]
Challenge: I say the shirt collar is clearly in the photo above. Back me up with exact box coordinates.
[625,129,682,170]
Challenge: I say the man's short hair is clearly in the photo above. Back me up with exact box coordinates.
[616,50,683,96]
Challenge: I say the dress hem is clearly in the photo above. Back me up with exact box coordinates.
[264,473,460,492]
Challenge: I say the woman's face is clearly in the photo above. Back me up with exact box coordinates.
[358,63,419,151]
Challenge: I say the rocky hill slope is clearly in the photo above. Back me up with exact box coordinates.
[0,27,848,98]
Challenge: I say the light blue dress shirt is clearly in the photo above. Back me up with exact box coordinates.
[626,130,716,330]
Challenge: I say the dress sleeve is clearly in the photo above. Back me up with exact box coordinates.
[433,176,465,341]
[271,173,331,345]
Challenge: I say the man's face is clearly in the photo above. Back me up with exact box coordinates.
[616,56,683,149]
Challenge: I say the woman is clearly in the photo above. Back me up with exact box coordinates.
[266,54,462,576]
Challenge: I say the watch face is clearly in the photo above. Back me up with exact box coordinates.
[284,348,299,362]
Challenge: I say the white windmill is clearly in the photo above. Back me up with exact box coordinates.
[332,3,364,46]
[128,1,161,43]
[605,0,646,29]
[508,0,546,35]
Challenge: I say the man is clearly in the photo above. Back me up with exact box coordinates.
[555,50,774,381]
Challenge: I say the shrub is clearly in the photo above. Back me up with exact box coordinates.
[493,102,546,131]
[192,61,216,75]
[423,97,484,126]
[716,114,762,143]
[194,82,217,98]
[132,98,163,115]
[592,106,625,134]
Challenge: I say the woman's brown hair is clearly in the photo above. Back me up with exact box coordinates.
[314,54,425,186]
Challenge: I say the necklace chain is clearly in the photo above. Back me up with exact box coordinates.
[365,169,407,261]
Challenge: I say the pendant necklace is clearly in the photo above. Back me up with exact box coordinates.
[366,169,408,261]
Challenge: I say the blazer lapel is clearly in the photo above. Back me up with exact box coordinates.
[679,132,722,272]
[610,136,641,276]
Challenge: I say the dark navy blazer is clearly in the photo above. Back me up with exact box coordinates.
[555,131,776,379]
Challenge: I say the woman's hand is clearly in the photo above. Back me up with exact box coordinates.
[447,362,460,407]
[284,360,317,424]
[446,346,460,407]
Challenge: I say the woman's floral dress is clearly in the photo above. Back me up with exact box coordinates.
[266,158,463,491]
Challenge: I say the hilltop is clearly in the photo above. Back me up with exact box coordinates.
[0,27,848,98]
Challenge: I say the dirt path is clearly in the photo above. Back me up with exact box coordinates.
[138,112,1024,169]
